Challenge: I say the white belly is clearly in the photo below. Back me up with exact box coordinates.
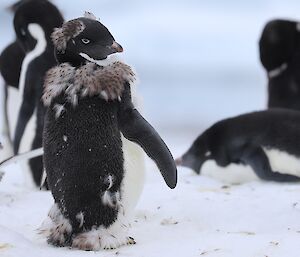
[121,136,145,215]
[201,160,258,184]
[200,148,300,184]
[18,23,46,103]
[17,23,46,154]
[263,147,300,177]
[117,80,145,218]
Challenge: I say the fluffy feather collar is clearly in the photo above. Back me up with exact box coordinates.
[42,61,135,106]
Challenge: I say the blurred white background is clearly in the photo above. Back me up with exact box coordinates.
[1,0,300,146]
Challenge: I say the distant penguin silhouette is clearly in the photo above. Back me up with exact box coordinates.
[0,0,28,162]
[40,14,177,250]
[176,109,300,183]
[12,0,63,186]
[259,19,300,110]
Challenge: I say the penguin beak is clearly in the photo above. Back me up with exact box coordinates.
[110,41,123,53]
[175,153,205,175]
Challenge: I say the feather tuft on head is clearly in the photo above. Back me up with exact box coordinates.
[84,11,98,21]
[51,19,85,52]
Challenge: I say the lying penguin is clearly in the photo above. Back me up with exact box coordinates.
[259,19,300,110]
[39,14,177,250]
[12,0,63,186]
[176,109,300,182]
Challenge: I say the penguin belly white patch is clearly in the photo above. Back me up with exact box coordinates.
[263,147,300,177]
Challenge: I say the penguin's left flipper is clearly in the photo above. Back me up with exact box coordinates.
[240,146,300,182]
[118,83,177,189]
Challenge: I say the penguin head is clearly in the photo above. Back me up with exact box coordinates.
[259,19,300,71]
[52,13,123,67]
[176,133,211,174]
[7,0,45,13]
[13,0,63,52]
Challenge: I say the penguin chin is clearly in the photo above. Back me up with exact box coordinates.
[79,52,122,67]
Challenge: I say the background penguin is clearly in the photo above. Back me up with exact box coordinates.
[259,19,300,110]
[0,0,28,162]
[40,14,177,250]
[12,0,63,186]
[176,109,300,182]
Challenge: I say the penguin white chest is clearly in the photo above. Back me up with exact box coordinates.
[263,147,300,176]
[19,23,47,100]
[121,136,145,216]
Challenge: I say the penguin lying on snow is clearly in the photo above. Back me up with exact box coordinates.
[40,14,177,250]
[12,0,63,186]
[259,19,300,110]
[176,109,300,182]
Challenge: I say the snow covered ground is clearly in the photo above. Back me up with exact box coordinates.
[1,145,300,257]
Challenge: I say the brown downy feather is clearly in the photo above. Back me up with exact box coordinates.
[42,61,135,106]
[51,20,85,52]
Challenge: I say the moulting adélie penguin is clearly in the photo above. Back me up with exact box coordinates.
[38,13,177,250]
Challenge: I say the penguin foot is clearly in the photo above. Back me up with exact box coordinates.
[72,228,134,251]
[39,204,73,247]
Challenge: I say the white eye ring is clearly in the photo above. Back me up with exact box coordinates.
[81,38,90,44]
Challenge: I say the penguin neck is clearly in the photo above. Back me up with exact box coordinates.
[55,53,121,69]
[55,52,88,68]
[19,23,48,101]
[79,53,120,67]
[27,23,48,55]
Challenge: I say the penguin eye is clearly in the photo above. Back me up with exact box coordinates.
[81,38,90,44]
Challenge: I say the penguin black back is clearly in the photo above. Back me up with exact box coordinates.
[0,42,25,89]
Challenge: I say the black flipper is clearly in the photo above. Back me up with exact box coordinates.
[118,83,177,189]
[240,146,300,182]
